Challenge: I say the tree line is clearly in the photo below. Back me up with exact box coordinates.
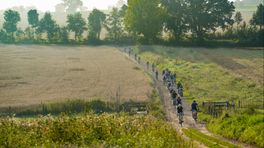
[0,0,263,46]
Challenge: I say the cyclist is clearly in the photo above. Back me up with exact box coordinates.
[155,70,159,80]
[176,96,182,106]
[152,63,155,72]
[177,104,184,126]
[177,81,183,89]
[191,100,198,122]
[178,87,183,97]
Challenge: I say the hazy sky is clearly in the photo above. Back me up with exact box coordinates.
[0,0,125,11]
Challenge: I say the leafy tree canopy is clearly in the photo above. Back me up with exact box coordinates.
[105,7,125,42]
[234,11,243,26]
[3,9,21,38]
[67,12,86,41]
[27,9,39,28]
[125,0,164,41]
[37,13,59,42]
[186,0,235,39]
[87,9,106,40]
[250,4,264,29]
[161,0,188,40]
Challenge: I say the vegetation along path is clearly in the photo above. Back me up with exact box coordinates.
[118,47,257,148]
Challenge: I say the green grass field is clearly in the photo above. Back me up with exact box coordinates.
[134,45,264,147]
[135,46,263,104]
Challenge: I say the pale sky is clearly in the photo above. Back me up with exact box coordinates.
[0,0,126,11]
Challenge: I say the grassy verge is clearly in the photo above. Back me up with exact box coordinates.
[0,113,193,147]
[183,128,239,148]
[200,112,264,147]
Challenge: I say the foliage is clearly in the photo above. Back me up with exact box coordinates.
[105,7,125,42]
[161,0,188,40]
[250,4,264,29]
[0,114,192,147]
[87,9,106,41]
[27,9,39,40]
[234,11,243,26]
[58,26,69,43]
[67,12,86,41]
[185,0,235,40]
[219,23,264,46]
[0,29,12,43]
[27,9,39,28]
[37,13,59,42]
[125,0,164,42]
[147,90,166,120]
[3,9,21,40]
[0,2,263,46]
[206,113,264,147]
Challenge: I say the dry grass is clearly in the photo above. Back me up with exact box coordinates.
[0,44,152,107]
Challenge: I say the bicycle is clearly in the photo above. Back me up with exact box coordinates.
[192,110,198,122]
[178,112,184,127]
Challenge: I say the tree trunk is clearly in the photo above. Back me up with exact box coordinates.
[97,32,100,40]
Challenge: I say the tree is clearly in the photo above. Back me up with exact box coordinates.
[124,0,164,41]
[119,4,128,17]
[3,10,21,39]
[59,26,69,43]
[37,13,59,42]
[67,12,86,41]
[87,9,106,40]
[105,7,125,42]
[161,0,188,40]
[62,0,83,14]
[27,9,39,39]
[185,0,235,40]
[28,9,39,28]
[234,11,243,27]
[250,4,264,30]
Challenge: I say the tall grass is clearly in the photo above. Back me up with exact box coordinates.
[0,114,193,147]
[204,112,264,147]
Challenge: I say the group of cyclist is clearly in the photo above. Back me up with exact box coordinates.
[124,48,199,125]
[162,68,199,125]
[162,69,185,125]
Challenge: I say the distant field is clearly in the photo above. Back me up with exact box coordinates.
[0,45,152,107]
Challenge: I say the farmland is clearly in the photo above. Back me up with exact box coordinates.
[0,45,152,107]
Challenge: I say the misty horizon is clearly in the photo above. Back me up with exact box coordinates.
[0,0,127,12]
